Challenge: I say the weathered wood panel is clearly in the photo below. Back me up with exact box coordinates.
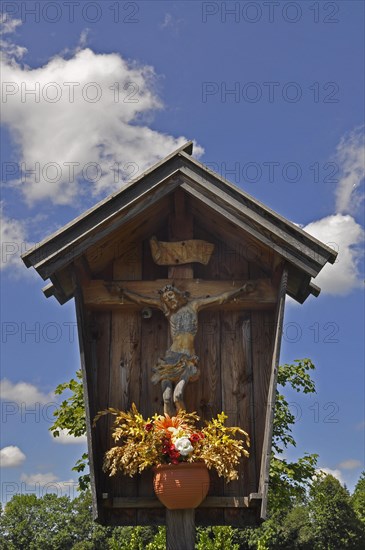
[137,230,169,524]
[168,188,194,279]
[166,509,195,550]
[193,310,221,420]
[251,310,276,484]
[241,318,258,497]
[92,310,112,503]
[100,243,143,519]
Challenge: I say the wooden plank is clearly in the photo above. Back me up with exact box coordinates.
[137,312,167,505]
[241,317,258,496]
[168,188,194,279]
[107,244,142,504]
[259,267,288,519]
[138,236,168,511]
[138,309,167,417]
[82,278,276,309]
[221,310,242,504]
[192,310,221,420]
[251,310,275,486]
[107,496,252,508]
[166,510,195,550]
[92,310,112,501]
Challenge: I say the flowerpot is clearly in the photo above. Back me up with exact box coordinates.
[153,462,210,510]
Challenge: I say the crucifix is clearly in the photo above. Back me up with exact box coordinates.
[104,189,255,414]
[115,281,254,415]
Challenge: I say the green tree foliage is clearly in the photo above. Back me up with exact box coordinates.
[0,492,94,550]
[308,474,365,549]
[269,359,318,511]
[196,526,240,549]
[352,471,365,525]
[50,370,90,489]
[0,491,161,550]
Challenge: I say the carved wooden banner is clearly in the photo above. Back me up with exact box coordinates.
[150,235,215,266]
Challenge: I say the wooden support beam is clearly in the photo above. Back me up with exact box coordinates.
[103,496,254,508]
[166,509,195,550]
[82,278,276,309]
[72,267,100,521]
[259,267,288,519]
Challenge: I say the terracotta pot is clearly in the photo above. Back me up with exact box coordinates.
[153,462,210,510]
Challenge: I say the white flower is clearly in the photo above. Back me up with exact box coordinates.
[174,437,193,456]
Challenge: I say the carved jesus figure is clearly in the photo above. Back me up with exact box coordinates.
[119,283,255,415]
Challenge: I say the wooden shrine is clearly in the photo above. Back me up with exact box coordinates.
[22,141,337,529]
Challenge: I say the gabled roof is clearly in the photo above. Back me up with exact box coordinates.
[22,141,337,304]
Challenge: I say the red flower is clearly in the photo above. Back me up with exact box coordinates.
[190,432,204,442]
[145,423,153,432]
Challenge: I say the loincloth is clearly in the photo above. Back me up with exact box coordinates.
[151,353,200,384]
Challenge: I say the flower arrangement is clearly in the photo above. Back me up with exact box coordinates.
[94,404,250,483]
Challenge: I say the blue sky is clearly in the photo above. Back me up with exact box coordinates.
[1,0,364,502]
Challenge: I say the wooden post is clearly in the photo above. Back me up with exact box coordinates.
[166,509,195,550]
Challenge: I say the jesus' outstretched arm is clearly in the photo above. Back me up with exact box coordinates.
[191,281,256,311]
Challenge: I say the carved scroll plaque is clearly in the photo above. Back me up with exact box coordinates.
[149,236,214,266]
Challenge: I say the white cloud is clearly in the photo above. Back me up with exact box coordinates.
[0,445,26,467]
[0,13,22,34]
[20,472,58,484]
[335,126,365,215]
[0,14,27,61]
[338,459,362,470]
[316,467,344,484]
[0,379,55,405]
[78,29,90,49]
[304,214,364,295]
[51,428,87,445]
[0,205,30,272]
[161,13,173,28]
[301,127,364,296]
[20,472,77,496]
[160,13,184,32]
[1,31,203,206]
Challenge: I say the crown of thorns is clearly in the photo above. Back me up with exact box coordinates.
[158,285,190,298]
